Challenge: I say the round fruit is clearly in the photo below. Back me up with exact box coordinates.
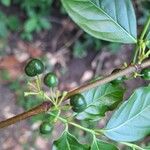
[111,68,125,84]
[25,58,44,77]
[39,121,53,134]
[44,72,58,87]
[70,94,87,113]
[141,68,150,80]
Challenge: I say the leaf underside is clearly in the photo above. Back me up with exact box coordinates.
[104,86,150,142]
[76,83,125,121]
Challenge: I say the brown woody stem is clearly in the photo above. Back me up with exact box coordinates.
[0,101,52,128]
[0,60,150,129]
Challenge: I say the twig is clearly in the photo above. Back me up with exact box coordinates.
[0,60,150,129]
[64,59,150,99]
[59,30,83,51]
[0,101,52,128]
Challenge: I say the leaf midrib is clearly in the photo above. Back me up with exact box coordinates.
[94,140,99,150]
[66,133,71,150]
[86,87,122,107]
[105,103,150,133]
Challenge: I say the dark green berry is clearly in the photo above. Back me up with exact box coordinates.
[39,121,53,134]
[44,72,58,87]
[70,94,87,113]
[111,68,125,84]
[141,68,150,80]
[25,58,44,77]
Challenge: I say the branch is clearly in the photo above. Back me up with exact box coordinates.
[0,101,52,128]
[0,60,150,129]
[65,59,150,98]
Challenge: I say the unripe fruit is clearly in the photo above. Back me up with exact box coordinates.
[141,68,150,80]
[70,94,87,113]
[44,72,58,87]
[25,59,44,77]
[39,121,53,134]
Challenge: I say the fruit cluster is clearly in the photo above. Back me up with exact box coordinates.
[25,58,58,87]
[24,59,150,134]
[24,58,87,134]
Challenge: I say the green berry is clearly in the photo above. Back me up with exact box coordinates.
[39,121,53,134]
[44,72,58,87]
[111,68,125,84]
[141,68,150,80]
[70,94,87,113]
[25,58,44,77]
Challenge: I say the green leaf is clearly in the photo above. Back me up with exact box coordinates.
[76,83,125,121]
[91,138,119,150]
[52,131,89,150]
[1,0,11,6]
[0,21,8,38]
[73,41,87,58]
[39,18,51,30]
[24,17,38,33]
[61,0,137,43]
[104,86,150,142]
[7,16,20,31]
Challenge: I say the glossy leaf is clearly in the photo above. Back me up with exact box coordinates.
[52,131,89,150]
[91,138,119,150]
[76,83,125,121]
[1,0,11,6]
[61,0,137,43]
[104,86,150,142]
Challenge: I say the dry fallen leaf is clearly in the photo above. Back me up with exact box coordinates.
[0,55,22,79]
[0,55,20,69]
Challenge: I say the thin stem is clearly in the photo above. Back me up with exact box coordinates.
[24,92,39,96]
[55,90,60,104]
[41,110,100,136]
[145,49,150,57]
[54,110,61,122]
[49,111,67,123]
[1,60,150,129]
[43,92,56,106]
[69,122,97,135]
[140,15,150,40]
[133,45,139,64]
[121,142,145,150]
[133,15,150,64]
[36,75,41,92]
[27,82,37,91]
[58,91,68,106]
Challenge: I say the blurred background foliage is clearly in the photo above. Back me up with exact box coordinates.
[0,0,150,149]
